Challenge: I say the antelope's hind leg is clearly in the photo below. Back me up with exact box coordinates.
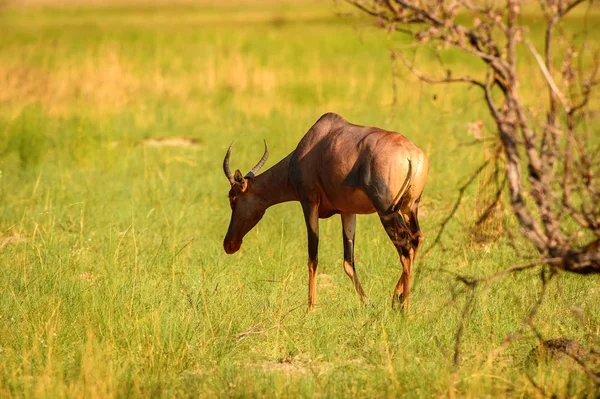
[379,211,415,311]
[407,197,424,260]
[341,213,367,304]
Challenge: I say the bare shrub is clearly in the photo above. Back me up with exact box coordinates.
[346,0,600,275]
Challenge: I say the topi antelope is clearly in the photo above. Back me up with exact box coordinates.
[222,113,429,311]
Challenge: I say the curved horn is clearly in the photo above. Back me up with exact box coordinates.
[245,140,269,178]
[223,141,235,183]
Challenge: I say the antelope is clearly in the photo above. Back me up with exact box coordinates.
[222,113,429,311]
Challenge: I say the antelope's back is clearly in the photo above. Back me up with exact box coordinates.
[290,113,428,214]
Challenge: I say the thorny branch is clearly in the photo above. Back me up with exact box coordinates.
[347,0,600,386]
[451,288,475,397]
[346,0,600,274]
[422,144,502,257]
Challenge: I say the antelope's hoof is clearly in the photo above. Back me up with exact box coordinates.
[392,294,406,312]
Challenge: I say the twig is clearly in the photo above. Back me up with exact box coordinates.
[233,323,294,341]
[279,303,305,323]
[476,260,552,284]
[148,237,165,269]
[475,153,507,227]
[386,49,400,124]
[525,374,548,397]
[487,267,556,364]
[451,288,476,399]
[423,157,494,257]
[392,49,486,89]
[563,350,600,386]
[174,237,195,258]
[524,38,570,112]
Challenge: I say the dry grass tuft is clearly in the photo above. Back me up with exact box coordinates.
[0,49,139,114]
[142,137,200,148]
[0,232,27,249]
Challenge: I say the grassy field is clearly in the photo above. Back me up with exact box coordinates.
[1,1,599,397]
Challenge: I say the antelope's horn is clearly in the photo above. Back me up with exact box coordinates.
[245,140,269,178]
[223,141,235,183]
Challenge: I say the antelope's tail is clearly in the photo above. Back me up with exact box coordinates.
[390,158,412,214]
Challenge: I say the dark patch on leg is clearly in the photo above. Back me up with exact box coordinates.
[341,213,367,304]
[380,211,414,312]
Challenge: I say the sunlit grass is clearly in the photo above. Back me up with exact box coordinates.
[0,1,599,397]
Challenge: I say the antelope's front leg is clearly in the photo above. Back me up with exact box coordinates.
[341,213,367,304]
[302,201,319,310]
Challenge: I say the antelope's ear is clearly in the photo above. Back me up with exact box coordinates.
[233,169,247,190]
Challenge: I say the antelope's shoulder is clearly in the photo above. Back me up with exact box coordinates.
[314,112,347,134]
[297,112,347,143]
[316,112,345,124]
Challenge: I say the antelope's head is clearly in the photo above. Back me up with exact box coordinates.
[222,141,269,254]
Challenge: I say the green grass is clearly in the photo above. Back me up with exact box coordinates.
[0,1,599,397]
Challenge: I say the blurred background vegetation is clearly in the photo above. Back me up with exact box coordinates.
[0,1,598,397]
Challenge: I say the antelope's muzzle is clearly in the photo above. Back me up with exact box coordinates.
[223,239,242,254]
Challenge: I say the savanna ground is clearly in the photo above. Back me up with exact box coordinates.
[0,1,599,397]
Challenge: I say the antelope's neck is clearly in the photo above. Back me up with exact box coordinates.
[252,154,297,207]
